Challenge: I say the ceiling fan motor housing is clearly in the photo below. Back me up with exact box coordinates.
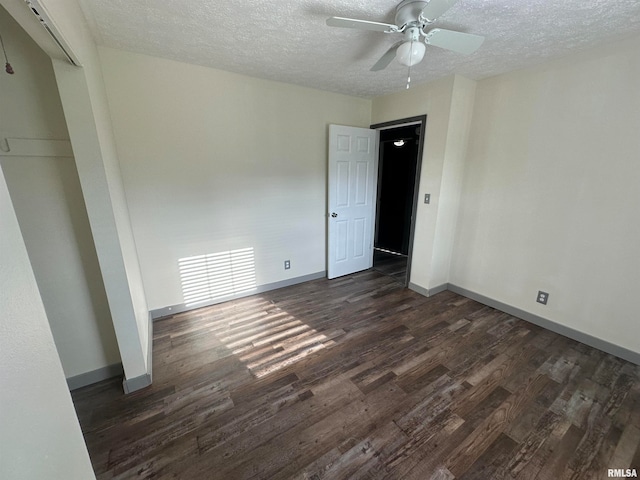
[395,0,430,28]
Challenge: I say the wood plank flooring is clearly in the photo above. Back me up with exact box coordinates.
[373,250,407,284]
[72,270,640,479]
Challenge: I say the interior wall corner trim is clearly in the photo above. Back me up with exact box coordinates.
[121,313,154,394]
[67,363,123,391]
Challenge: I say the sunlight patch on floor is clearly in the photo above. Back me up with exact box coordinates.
[178,250,337,378]
[213,304,334,378]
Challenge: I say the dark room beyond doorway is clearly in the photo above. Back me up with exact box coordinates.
[373,122,422,285]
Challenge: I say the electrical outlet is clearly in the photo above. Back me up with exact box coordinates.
[284,260,291,270]
[537,291,549,305]
[424,193,431,204]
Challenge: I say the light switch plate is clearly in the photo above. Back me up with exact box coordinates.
[424,193,431,204]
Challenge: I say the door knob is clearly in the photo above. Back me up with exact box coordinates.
[331,212,338,218]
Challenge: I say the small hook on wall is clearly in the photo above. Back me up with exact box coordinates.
[0,138,10,153]
[0,33,15,75]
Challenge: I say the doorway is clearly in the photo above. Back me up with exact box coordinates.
[371,116,426,286]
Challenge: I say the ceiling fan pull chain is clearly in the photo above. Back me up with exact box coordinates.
[406,41,414,89]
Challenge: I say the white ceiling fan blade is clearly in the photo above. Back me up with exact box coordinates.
[420,0,461,22]
[425,28,485,55]
[326,17,398,33]
[370,42,403,71]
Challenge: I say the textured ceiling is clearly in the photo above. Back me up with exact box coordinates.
[77,0,640,98]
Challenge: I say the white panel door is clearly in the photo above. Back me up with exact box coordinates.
[328,125,378,279]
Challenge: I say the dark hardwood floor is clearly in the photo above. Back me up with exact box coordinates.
[373,250,407,284]
[72,270,640,479]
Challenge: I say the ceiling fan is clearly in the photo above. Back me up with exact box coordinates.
[326,0,484,73]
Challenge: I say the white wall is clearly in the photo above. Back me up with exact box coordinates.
[97,47,372,310]
[0,6,119,379]
[2,157,121,377]
[429,75,477,288]
[1,0,152,383]
[372,75,475,292]
[0,6,67,139]
[0,167,96,479]
[1,0,154,382]
[451,35,640,355]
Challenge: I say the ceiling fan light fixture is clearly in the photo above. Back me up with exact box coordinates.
[396,40,426,67]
